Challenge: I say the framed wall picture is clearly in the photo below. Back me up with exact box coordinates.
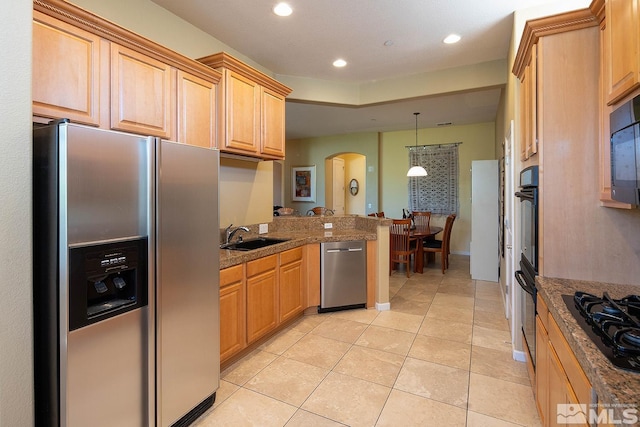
[292,165,316,202]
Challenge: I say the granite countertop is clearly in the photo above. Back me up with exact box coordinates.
[536,276,640,410]
[219,228,376,269]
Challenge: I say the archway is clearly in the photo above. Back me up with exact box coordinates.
[325,152,366,215]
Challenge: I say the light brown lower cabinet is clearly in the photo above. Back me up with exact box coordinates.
[220,246,308,364]
[219,264,245,363]
[246,255,278,344]
[278,247,304,324]
[536,295,591,427]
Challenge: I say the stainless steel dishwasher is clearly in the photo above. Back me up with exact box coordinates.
[319,240,367,312]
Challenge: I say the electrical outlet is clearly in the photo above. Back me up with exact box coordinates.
[259,223,268,234]
[324,222,333,229]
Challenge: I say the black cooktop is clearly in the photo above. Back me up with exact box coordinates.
[562,293,640,373]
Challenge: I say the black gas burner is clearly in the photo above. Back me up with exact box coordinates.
[563,292,640,373]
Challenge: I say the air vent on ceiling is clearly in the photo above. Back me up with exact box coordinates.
[436,122,452,127]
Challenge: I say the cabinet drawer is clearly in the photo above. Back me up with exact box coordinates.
[548,315,591,404]
[247,254,277,277]
[220,264,243,287]
[280,246,303,265]
[537,294,549,331]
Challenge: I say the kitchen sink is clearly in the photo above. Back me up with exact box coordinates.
[221,237,289,251]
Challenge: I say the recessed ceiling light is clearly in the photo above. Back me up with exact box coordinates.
[333,59,347,68]
[443,34,461,44]
[273,2,292,17]
[383,40,394,47]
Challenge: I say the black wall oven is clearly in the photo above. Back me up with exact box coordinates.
[515,165,539,368]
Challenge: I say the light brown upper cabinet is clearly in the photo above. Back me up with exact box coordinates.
[198,52,292,160]
[517,44,538,162]
[33,0,220,149]
[110,44,175,139]
[592,0,635,208]
[33,10,103,126]
[602,0,640,105]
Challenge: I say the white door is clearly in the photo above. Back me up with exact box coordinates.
[505,120,515,320]
[326,157,345,215]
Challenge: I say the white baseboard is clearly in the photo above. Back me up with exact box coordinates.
[512,349,526,362]
[376,302,391,311]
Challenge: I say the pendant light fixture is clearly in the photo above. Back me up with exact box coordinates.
[407,112,428,177]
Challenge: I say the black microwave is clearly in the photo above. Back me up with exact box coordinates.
[610,94,640,205]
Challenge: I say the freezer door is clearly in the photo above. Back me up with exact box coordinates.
[156,140,220,426]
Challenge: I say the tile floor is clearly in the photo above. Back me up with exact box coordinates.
[195,255,542,427]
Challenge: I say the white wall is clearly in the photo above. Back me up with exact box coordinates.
[1,0,34,425]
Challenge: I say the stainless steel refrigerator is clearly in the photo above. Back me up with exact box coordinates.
[33,120,220,427]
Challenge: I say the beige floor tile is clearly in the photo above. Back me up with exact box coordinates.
[211,380,239,409]
[196,388,296,427]
[418,317,473,344]
[389,294,432,315]
[244,357,329,407]
[466,410,526,427]
[474,309,510,332]
[425,303,474,324]
[376,389,467,427]
[395,357,469,408]
[333,345,404,387]
[470,345,531,386]
[474,297,505,313]
[301,372,390,427]
[394,281,439,301]
[468,373,540,426]
[285,409,347,427]
[221,349,278,386]
[475,281,504,302]
[282,333,351,370]
[472,325,513,353]
[354,325,415,356]
[289,314,328,334]
[431,293,475,310]
[371,310,424,333]
[311,316,368,344]
[408,334,471,370]
[259,327,307,355]
[327,307,379,325]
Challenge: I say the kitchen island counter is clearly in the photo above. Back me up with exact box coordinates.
[219,215,389,269]
[536,276,640,418]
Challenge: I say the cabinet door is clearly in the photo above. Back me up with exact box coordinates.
[111,44,175,138]
[604,0,640,104]
[246,255,278,343]
[33,11,101,126]
[224,70,260,155]
[260,87,286,159]
[279,247,304,323]
[520,44,538,161]
[177,70,216,148]
[535,316,549,427]
[220,265,246,363]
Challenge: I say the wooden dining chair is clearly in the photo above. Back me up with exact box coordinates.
[412,211,431,228]
[389,218,417,277]
[423,214,456,274]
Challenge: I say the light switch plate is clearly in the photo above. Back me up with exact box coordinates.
[259,223,268,234]
[324,223,333,229]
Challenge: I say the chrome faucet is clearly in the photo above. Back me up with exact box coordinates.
[225,224,250,244]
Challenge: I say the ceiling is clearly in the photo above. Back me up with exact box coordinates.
[151,0,566,139]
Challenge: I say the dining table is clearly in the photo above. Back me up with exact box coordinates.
[411,224,443,274]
